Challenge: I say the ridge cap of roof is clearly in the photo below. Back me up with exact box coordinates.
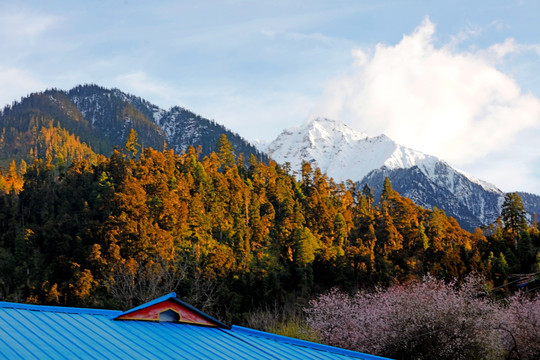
[115,292,178,316]
[0,301,121,317]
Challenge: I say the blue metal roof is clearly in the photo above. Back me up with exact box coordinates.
[0,297,390,360]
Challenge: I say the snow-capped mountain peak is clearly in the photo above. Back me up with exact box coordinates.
[268,117,438,182]
[266,117,506,230]
[300,117,368,144]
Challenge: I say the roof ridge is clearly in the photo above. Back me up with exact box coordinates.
[0,301,121,316]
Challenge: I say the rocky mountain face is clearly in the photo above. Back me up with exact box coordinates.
[265,117,536,231]
[67,85,165,153]
[360,166,504,231]
[154,106,260,159]
[516,191,540,223]
[0,84,266,164]
[67,85,265,160]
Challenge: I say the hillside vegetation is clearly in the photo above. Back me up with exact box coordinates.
[1,133,538,316]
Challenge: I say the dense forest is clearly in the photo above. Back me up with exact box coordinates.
[0,131,539,326]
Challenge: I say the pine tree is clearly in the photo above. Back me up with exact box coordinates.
[294,226,319,266]
[517,229,532,272]
[124,128,140,158]
[216,134,235,168]
[501,192,527,250]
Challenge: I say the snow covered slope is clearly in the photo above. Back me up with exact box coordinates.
[268,117,490,188]
[267,117,507,230]
[67,85,265,160]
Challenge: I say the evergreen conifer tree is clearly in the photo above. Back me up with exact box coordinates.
[501,192,527,250]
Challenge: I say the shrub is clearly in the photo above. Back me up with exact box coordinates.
[244,304,319,342]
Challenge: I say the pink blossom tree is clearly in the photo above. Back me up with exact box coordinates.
[305,276,504,359]
[496,292,540,360]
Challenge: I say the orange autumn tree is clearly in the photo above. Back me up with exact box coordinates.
[1,131,531,319]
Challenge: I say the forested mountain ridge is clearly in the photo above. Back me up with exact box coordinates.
[0,84,266,168]
[68,84,265,160]
[0,135,538,318]
[3,85,533,233]
[0,88,162,163]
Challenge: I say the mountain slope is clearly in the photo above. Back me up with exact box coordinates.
[266,117,524,230]
[67,85,165,153]
[0,85,266,166]
[155,106,261,158]
[67,85,265,160]
[361,166,504,230]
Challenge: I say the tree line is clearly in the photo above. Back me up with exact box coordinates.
[0,131,538,321]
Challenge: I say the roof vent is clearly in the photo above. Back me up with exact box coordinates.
[159,309,180,322]
[113,292,230,328]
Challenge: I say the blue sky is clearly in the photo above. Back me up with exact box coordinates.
[1,0,540,193]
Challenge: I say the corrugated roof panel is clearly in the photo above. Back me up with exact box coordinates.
[149,324,213,359]
[158,325,231,359]
[183,324,274,359]
[16,309,94,359]
[229,331,342,360]
[223,329,314,360]
[84,316,168,360]
[229,326,386,360]
[141,322,228,359]
[51,312,131,359]
[0,309,58,360]
[0,313,34,360]
[165,322,264,359]
[104,322,175,359]
[32,311,113,359]
[83,315,146,355]
[0,300,390,360]
[46,312,115,359]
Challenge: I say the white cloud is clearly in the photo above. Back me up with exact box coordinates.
[0,65,46,108]
[315,17,540,170]
[460,127,540,193]
[485,38,540,60]
[0,7,59,39]
[195,90,316,143]
[115,72,183,109]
